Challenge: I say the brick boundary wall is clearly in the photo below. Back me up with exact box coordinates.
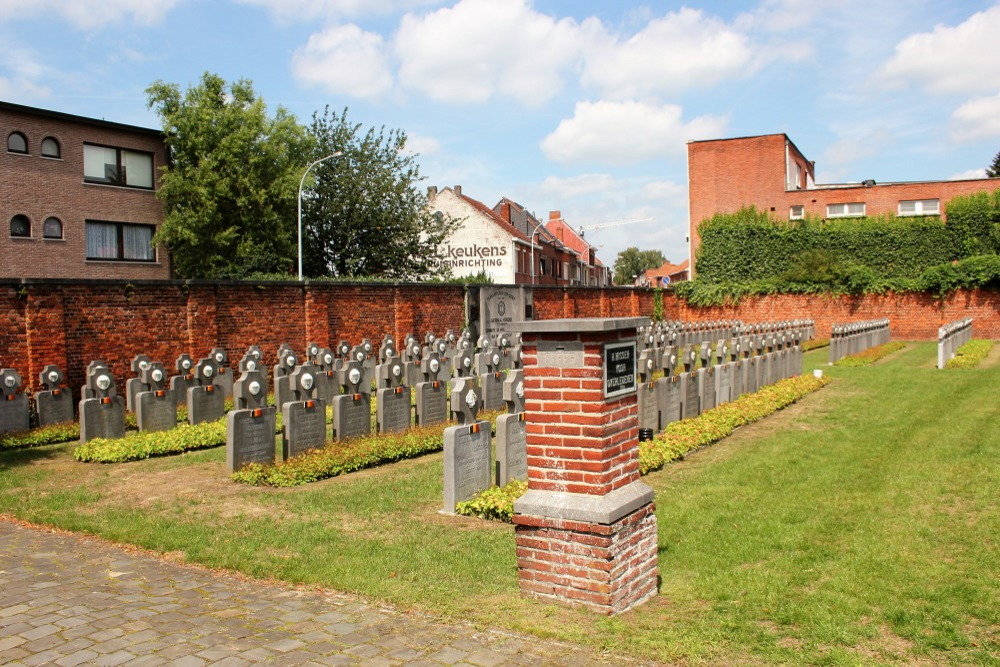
[1,279,996,395]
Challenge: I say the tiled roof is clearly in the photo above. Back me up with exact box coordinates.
[457,192,530,242]
[545,218,604,266]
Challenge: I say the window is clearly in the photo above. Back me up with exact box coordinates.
[43,217,63,239]
[899,199,940,216]
[83,144,154,189]
[41,137,61,158]
[827,202,866,218]
[790,205,804,220]
[10,215,30,237]
[85,221,155,261]
[7,132,28,154]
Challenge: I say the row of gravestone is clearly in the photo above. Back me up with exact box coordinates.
[937,317,973,369]
[635,329,807,437]
[638,319,816,350]
[828,318,891,364]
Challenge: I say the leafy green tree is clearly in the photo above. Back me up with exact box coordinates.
[988,150,1000,178]
[301,107,457,280]
[612,247,667,285]
[146,72,313,278]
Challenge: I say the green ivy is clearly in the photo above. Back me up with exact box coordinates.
[652,286,664,321]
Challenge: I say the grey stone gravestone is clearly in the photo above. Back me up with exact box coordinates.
[636,349,658,435]
[415,352,449,426]
[442,376,491,514]
[170,354,195,406]
[314,347,338,403]
[376,354,411,434]
[79,367,125,443]
[0,369,29,434]
[378,336,395,363]
[716,342,733,405]
[747,355,761,394]
[274,349,299,409]
[332,361,371,441]
[188,358,225,425]
[348,345,375,393]
[680,346,700,420]
[479,347,505,412]
[34,365,74,427]
[136,362,176,433]
[226,369,277,473]
[655,347,680,429]
[125,354,152,413]
[282,363,328,460]
[699,365,717,412]
[495,369,527,486]
[210,347,234,398]
[81,360,109,400]
[305,341,321,364]
[401,337,423,388]
[453,348,474,379]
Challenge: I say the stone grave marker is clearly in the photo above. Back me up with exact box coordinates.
[479,347,505,411]
[81,360,109,400]
[655,347,681,429]
[210,347,234,398]
[747,354,761,394]
[125,354,153,413]
[170,354,195,406]
[378,336,395,363]
[282,363,328,460]
[348,345,374,393]
[495,369,527,486]
[306,341,321,364]
[453,348,475,379]
[401,337,423,388]
[188,358,225,425]
[636,349,658,438]
[376,354,411,434]
[0,368,29,434]
[315,347,338,403]
[731,340,745,400]
[442,376,491,514]
[34,365,73,427]
[680,346,700,419]
[715,341,732,405]
[700,365,717,412]
[79,366,125,443]
[273,349,299,409]
[226,369,277,473]
[415,351,448,426]
[332,360,371,441]
[135,362,176,433]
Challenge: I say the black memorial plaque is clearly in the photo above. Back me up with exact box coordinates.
[603,340,637,399]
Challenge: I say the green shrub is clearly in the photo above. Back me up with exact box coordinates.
[833,342,907,367]
[455,479,528,522]
[0,421,79,452]
[74,419,229,463]
[944,339,993,369]
[917,254,1000,297]
[802,338,830,352]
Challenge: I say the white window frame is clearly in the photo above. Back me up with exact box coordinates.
[790,205,804,220]
[827,202,866,218]
[898,199,940,216]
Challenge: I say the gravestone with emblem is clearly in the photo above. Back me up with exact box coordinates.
[442,376,492,514]
[415,351,449,426]
[680,345,700,419]
[479,347,505,411]
[495,369,527,486]
[700,364,717,412]
[400,337,423,388]
[210,348,234,398]
[282,363,328,460]
[305,342,321,364]
[376,354,411,434]
[170,354,195,406]
[34,365,73,427]
[188,358,225,425]
[730,339,745,400]
[347,344,374,393]
[81,360,109,400]
[135,362,176,433]
[715,341,732,405]
[79,366,125,443]
[453,348,475,381]
[656,347,682,429]
[226,369,277,473]
[636,349,658,437]
[332,360,371,441]
[125,354,153,413]
[315,347,338,403]
[0,369,29,434]
[273,348,299,409]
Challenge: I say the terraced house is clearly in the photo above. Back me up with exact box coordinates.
[1,101,169,279]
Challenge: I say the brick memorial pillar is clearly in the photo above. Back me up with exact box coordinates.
[511,317,658,615]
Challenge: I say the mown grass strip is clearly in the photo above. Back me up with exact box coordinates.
[944,339,993,369]
[833,341,906,367]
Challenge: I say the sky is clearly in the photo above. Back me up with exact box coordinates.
[3,0,1000,267]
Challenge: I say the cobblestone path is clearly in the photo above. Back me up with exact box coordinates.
[0,520,647,666]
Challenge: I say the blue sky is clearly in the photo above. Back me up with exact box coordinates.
[3,0,999,267]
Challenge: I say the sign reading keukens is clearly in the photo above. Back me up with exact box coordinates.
[442,243,508,269]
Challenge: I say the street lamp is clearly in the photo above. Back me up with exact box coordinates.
[528,218,545,285]
[298,151,343,280]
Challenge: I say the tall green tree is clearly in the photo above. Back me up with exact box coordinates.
[301,106,456,280]
[987,149,1000,178]
[612,247,667,285]
[146,73,313,278]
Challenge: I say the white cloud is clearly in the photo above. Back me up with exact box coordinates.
[641,180,685,202]
[582,7,756,99]
[537,174,617,199]
[821,127,894,170]
[402,132,441,156]
[950,92,1000,142]
[394,0,590,105]
[0,0,182,29]
[541,100,727,165]
[877,5,1000,95]
[234,0,443,22]
[949,167,988,180]
[291,24,394,98]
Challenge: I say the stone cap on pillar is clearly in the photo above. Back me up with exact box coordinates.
[510,317,650,334]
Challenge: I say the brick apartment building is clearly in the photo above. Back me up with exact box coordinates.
[687,133,997,274]
[2,101,169,279]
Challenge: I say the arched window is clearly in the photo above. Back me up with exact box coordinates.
[10,215,31,238]
[7,132,28,154]
[41,137,61,158]
[43,217,63,239]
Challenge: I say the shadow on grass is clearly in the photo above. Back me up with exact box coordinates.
[0,440,75,468]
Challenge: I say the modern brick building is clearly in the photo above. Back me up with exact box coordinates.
[2,101,169,279]
[687,133,997,274]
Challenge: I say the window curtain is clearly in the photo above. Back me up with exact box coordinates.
[86,222,118,258]
[123,225,154,260]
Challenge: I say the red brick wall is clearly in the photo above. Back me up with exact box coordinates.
[1,106,169,280]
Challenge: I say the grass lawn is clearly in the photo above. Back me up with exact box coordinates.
[0,342,996,664]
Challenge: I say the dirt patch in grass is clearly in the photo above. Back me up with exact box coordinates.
[979,341,1000,369]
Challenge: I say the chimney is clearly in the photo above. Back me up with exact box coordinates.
[454,185,462,196]
[549,210,561,220]
[427,186,437,198]
[498,202,511,222]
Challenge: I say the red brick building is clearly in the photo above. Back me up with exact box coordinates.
[543,211,611,287]
[2,101,169,279]
[635,258,689,287]
[687,133,997,274]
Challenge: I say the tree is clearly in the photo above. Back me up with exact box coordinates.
[146,73,313,278]
[988,150,1000,178]
[301,106,457,280]
[612,247,667,285]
